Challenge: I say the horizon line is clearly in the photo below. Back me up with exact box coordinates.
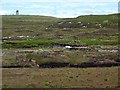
[1,13,119,18]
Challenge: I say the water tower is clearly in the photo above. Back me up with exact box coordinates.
[16,10,19,15]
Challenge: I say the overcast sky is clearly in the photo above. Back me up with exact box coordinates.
[1,0,119,18]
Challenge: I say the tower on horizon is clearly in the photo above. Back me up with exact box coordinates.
[16,10,19,15]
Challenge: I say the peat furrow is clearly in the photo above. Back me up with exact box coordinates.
[1,62,120,68]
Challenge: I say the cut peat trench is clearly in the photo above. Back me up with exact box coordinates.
[1,65,30,68]
[1,62,120,68]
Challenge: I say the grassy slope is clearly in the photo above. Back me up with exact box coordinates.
[2,15,61,37]
[2,14,119,48]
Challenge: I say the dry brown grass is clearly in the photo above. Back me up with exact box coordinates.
[2,66,119,88]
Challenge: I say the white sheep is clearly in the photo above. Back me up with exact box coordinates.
[65,46,72,49]
[83,26,87,28]
[78,22,81,24]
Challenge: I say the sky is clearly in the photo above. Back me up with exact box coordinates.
[0,0,119,18]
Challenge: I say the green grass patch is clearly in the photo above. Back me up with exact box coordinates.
[3,39,118,48]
